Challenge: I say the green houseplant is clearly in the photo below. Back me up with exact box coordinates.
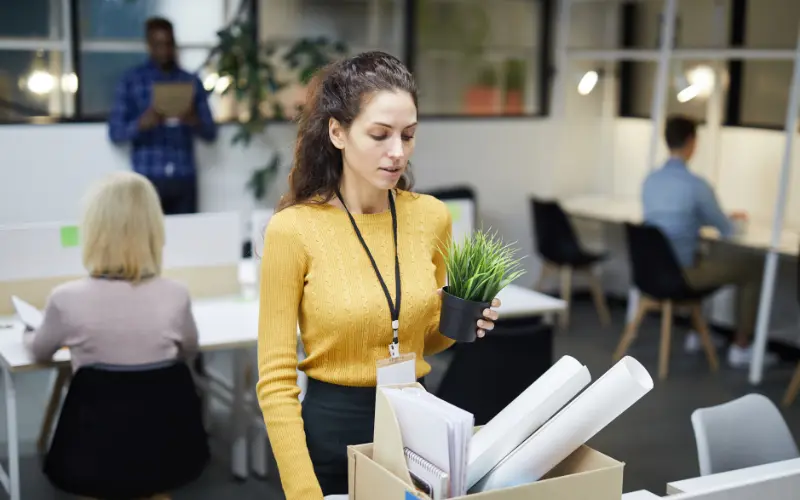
[206,0,347,204]
[503,59,526,114]
[439,229,526,342]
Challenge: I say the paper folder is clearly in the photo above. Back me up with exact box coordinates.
[372,382,423,490]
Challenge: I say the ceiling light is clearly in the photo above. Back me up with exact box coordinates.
[577,70,599,96]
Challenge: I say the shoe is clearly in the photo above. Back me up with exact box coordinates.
[684,331,726,353]
[728,344,779,369]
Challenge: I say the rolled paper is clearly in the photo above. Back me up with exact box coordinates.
[472,356,654,492]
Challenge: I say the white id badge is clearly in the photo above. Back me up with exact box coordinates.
[376,352,416,386]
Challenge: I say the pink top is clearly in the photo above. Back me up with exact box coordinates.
[25,277,199,371]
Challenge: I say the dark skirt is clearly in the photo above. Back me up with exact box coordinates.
[302,378,377,496]
[301,377,426,495]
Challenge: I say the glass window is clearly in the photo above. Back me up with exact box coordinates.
[259,0,404,57]
[0,50,71,120]
[78,51,147,117]
[625,0,731,50]
[79,0,226,45]
[414,0,543,116]
[739,61,792,128]
[0,0,59,39]
[621,60,722,122]
[744,0,800,49]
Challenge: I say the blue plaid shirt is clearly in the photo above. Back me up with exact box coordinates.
[107,60,217,179]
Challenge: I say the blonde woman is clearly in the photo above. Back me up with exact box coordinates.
[24,171,198,370]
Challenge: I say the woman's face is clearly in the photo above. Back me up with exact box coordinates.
[329,90,418,191]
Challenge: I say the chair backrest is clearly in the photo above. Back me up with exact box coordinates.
[691,393,799,476]
[44,360,209,498]
[624,223,692,300]
[530,198,584,265]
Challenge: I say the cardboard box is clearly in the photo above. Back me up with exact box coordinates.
[347,442,623,499]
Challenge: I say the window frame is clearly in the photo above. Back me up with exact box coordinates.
[0,0,554,125]
[618,0,790,131]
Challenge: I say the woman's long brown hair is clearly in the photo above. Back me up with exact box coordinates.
[277,51,418,211]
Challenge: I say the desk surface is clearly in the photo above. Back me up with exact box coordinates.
[0,279,563,373]
[0,296,260,373]
[562,194,800,256]
[667,457,800,494]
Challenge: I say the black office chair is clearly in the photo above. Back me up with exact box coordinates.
[614,223,720,380]
[530,198,611,329]
[43,360,209,499]
[783,242,800,406]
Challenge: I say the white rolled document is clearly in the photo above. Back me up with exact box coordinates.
[471,356,653,492]
[466,355,591,488]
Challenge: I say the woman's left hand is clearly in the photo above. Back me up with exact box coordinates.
[437,289,502,338]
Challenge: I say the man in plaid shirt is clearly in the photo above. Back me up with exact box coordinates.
[108,17,217,214]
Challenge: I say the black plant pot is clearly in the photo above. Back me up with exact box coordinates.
[439,286,492,343]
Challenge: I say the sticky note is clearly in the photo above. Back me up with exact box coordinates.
[446,202,462,222]
[60,226,79,248]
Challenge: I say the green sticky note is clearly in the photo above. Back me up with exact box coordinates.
[446,202,462,222]
[60,226,79,248]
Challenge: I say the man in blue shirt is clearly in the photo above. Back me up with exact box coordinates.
[642,115,769,368]
[108,17,217,214]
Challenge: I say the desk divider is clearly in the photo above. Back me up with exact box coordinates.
[0,212,241,315]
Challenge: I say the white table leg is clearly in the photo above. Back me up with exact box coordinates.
[230,349,249,480]
[3,367,20,500]
[626,288,640,324]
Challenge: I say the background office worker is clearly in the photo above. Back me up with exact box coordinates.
[108,17,217,215]
[25,171,198,371]
[256,52,501,499]
[642,115,772,368]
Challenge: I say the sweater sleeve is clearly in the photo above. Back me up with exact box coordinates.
[424,203,455,356]
[255,212,322,500]
[25,292,70,362]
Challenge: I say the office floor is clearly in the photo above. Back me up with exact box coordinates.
[6,299,800,498]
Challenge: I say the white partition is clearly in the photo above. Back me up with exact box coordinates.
[669,467,800,500]
[0,212,241,282]
[443,199,476,244]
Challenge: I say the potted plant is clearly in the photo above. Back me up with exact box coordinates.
[438,229,526,342]
[503,59,526,114]
[464,64,499,115]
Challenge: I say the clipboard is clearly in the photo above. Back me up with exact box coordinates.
[152,81,194,117]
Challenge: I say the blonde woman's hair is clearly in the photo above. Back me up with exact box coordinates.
[81,171,165,282]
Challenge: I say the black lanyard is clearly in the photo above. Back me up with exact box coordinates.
[335,188,402,356]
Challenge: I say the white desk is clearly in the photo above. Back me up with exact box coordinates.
[666,457,800,495]
[496,284,566,319]
[0,296,263,500]
[562,194,800,256]
[622,491,662,499]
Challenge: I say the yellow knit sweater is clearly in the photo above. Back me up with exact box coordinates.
[256,191,453,500]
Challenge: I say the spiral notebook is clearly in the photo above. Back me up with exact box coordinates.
[405,447,449,499]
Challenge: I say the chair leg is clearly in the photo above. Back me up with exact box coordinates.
[535,262,555,291]
[559,266,573,330]
[586,268,611,327]
[659,301,674,380]
[783,363,800,407]
[613,300,648,361]
[37,366,70,456]
[690,304,719,373]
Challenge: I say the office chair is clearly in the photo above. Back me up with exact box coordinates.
[614,223,719,380]
[530,198,611,329]
[43,360,209,499]
[782,242,800,406]
[692,394,799,475]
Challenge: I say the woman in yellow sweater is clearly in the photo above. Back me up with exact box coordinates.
[256,51,501,499]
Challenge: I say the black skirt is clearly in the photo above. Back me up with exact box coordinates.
[301,377,426,496]
[301,378,377,496]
